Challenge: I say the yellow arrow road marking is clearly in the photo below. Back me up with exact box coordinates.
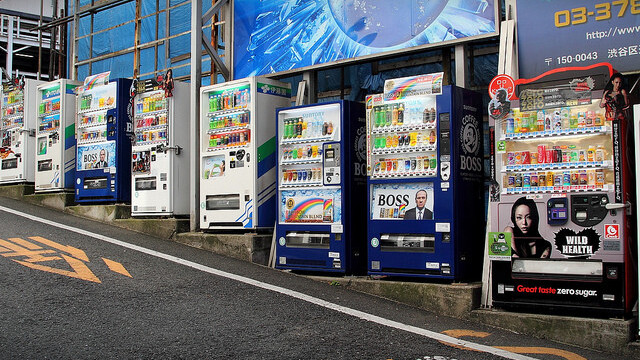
[28,236,90,262]
[440,329,587,360]
[103,258,132,278]
[14,254,101,283]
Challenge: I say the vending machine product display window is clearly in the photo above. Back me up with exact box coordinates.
[366,74,485,280]
[488,64,636,316]
[275,100,367,274]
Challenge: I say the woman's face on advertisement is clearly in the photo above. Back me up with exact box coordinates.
[514,204,533,234]
[612,77,622,91]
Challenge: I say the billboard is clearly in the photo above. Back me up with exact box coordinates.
[517,0,640,79]
[233,0,498,78]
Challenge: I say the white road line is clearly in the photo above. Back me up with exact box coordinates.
[0,205,539,360]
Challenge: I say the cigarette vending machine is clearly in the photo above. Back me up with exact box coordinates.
[1,77,44,184]
[199,77,291,230]
[275,100,367,274]
[366,74,485,280]
[131,75,189,216]
[488,65,636,316]
[74,74,133,203]
[35,79,82,192]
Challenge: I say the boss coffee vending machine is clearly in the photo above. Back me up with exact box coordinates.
[366,73,485,280]
[488,64,636,316]
[74,73,133,203]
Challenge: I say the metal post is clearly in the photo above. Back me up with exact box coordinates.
[302,71,317,104]
[454,44,468,88]
[190,0,203,231]
[6,16,14,76]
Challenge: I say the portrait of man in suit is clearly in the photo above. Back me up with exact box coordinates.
[403,189,433,220]
[94,149,109,168]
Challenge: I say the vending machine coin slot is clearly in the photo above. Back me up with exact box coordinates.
[323,142,341,185]
[439,113,450,156]
[570,194,609,227]
[547,197,568,225]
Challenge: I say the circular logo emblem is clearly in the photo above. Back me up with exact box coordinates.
[354,126,367,163]
[200,202,205,209]
[371,238,379,248]
[286,198,295,209]
[279,237,286,246]
[460,114,480,156]
[488,74,516,99]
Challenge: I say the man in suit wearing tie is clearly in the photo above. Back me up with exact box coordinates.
[94,149,109,168]
[403,189,433,220]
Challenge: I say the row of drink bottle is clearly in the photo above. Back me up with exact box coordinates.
[136,113,168,129]
[2,103,23,116]
[137,93,167,114]
[506,169,605,189]
[79,94,113,111]
[3,90,23,105]
[282,117,334,139]
[208,89,250,112]
[282,145,322,160]
[372,154,438,174]
[281,167,322,183]
[78,129,107,142]
[208,112,250,130]
[507,144,606,166]
[372,103,437,128]
[208,129,251,148]
[506,108,605,134]
[39,99,61,115]
[39,118,60,132]
[79,113,107,127]
[373,130,437,149]
[136,129,167,143]
[2,117,23,128]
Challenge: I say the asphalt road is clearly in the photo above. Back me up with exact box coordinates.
[0,196,634,359]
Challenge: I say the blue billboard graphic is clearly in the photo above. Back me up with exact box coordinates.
[517,0,640,79]
[233,0,497,78]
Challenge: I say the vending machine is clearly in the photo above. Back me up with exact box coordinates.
[1,76,44,184]
[488,64,636,316]
[74,73,133,203]
[366,74,485,280]
[34,79,82,192]
[199,77,291,230]
[274,100,367,274]
[131,74,190,216]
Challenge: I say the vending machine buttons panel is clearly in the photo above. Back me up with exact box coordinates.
[570,194,609,227]
[547,197,568,225]
[323,142,341,185]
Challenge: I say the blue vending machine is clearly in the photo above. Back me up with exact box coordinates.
[275,100,367,274]
[366,74,484,280]
[74,74,133,203]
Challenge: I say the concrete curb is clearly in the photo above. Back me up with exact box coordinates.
[174,232,272,265]
[470,308,639,356]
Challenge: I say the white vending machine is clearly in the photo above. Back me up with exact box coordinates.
[131,75,190,216]
[199,77,291,230]
[35,79,82,192]
[1,77,43,184]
